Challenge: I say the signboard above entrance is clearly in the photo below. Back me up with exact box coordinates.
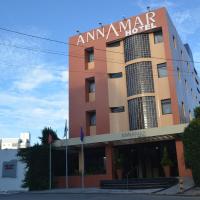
[76,12,156,45]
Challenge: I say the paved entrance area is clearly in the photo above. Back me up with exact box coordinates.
[0,193,200,200]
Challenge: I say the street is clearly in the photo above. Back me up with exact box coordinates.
[0,193,199,200]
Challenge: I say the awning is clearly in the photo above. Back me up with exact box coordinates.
[54,124,188,148]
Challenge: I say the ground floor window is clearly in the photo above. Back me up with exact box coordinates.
[114,140,178,178]
[84,147,106,175]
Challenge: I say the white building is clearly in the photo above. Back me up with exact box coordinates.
[0,149,27,191]
[0,132,30,150]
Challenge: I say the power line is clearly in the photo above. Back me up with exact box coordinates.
[0,58,198,79]
[0,26,200,64]
[0,27,67,45]
[0,41,200,74]
[0,41,199,78]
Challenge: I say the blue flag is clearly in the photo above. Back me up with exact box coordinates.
[64,120,68,138]
[80,127,84,142]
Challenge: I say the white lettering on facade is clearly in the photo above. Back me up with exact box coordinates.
[125,30,132,36]
[96,28,105,39]
[77,35,85,45]
[76,12,156,45]
[119,19,131,32]
[86,30,95,42]
[133,16,144,29]
[106,23,119,40]
[146,11,156,24]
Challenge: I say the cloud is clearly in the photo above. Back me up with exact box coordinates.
[0,91,68,142]
[0,28,68,143]
[14,66,54,90]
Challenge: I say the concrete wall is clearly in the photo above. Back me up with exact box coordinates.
[0,149,27,191]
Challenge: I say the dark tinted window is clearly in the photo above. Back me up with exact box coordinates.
[157,63,167,78]
[89,111,96,126]
[107,41,120,47]
[126,61,154,96]
[124,33,151,62]
[161,99,172,114]
[128,96,157,130]
[154,30,163,43]
[86,48,94,62]
[110,106,125,113]
[109,72,122,78]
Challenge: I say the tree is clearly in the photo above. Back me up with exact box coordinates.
[182,107,200,186]
[39,127,59,145]
[18,127,59,190]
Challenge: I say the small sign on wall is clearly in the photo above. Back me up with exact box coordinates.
[2,160,17,178]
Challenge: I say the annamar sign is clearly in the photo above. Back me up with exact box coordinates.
[76,12,156,45]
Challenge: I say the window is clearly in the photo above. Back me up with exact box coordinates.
[173,35,177,48]
[180,102,186,123]
[161,99,172,114]
[107,41,120,47]
[85,48,94,62]
[108,72,122,78]
[187,62,190,72]
[185,79,188,90]
[87,78,95,93]
[177,67,181,80]
[154,30,163,43]
[124,33,151,62]
[126,61,154,96]
[88,111,96,126]
[110,106,125,113]
[181,50,183,58]
[195,78,199,85]
[84,147,106,174]
[157,63,167,78]
[128,96,157,130]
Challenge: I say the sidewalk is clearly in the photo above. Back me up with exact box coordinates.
[3,177,199,196]
[156,177,194,195]
[182,187,200,196]
[31,188,162,194]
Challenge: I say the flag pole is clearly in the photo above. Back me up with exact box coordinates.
[65,120,68,188]
[80,127,84,189]
[49,142,52,190]
[81,140,84,189]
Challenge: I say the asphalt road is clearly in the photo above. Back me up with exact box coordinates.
[0,193,199,200]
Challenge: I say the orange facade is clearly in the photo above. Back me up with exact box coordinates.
[58,7,200,188]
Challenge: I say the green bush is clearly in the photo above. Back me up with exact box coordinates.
[18,127,59,190]
[161,146,173,166]
[182,107,200,186]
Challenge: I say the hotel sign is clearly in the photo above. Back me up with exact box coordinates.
[77,12,156,45]
[2,160,17,178]
[121,130,146,139]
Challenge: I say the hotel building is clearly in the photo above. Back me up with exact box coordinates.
[55,7,200,188]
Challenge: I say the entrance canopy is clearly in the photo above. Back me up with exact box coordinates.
[54,124,187,148]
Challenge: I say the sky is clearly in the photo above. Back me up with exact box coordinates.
[0,0,200,144]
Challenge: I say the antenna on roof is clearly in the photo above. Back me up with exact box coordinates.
[98,22,103,27]
[122,16,126,20]
[147,6,151,12]
[76,30,80,35]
